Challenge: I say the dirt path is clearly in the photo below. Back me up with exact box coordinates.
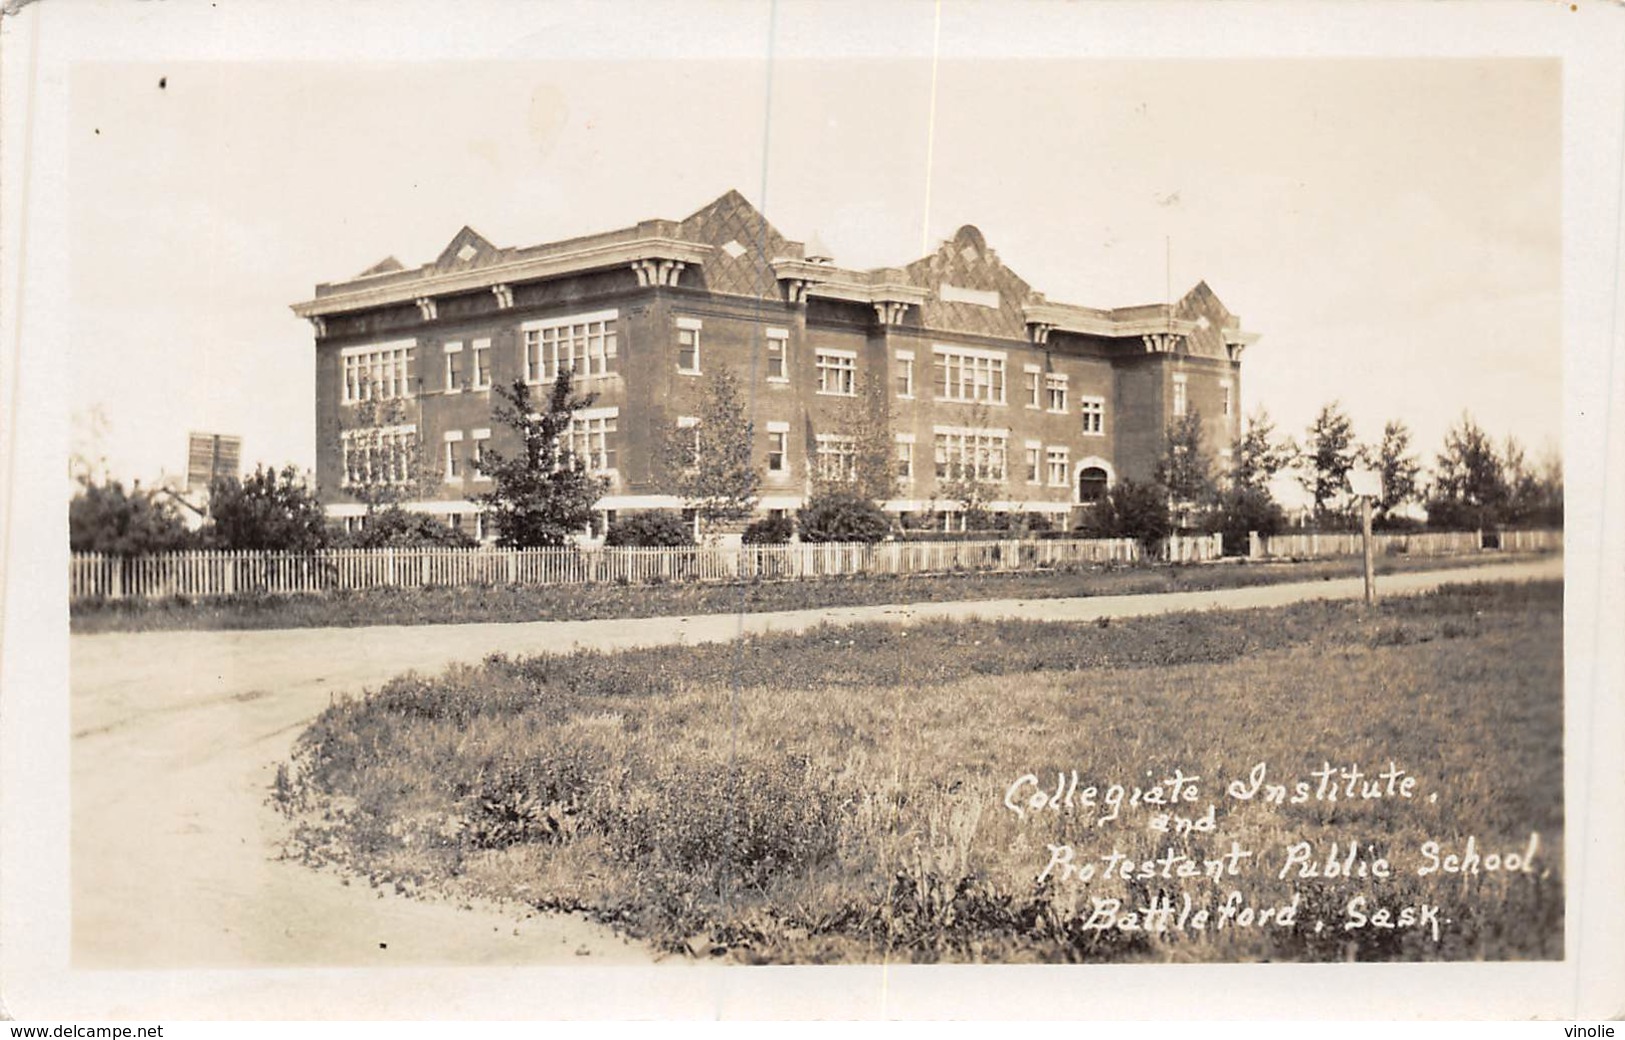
[71,556,1561,968]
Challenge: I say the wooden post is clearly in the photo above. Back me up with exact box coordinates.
[1360,494,1376,606]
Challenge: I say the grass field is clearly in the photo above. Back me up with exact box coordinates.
[275,578,1563,963]
[75,551,1549,634]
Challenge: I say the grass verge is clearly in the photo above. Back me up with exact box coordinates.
[275,578,1563,963]
[76,550,1552,634]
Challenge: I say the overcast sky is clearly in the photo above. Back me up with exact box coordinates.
[67,48,1560,490]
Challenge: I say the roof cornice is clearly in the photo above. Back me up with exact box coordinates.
[1022,302,1199,339]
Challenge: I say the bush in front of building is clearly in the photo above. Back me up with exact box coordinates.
[332,506,476,549]
[1204,484,1286,555]
[69,478,198,556]
[797,490,891,544]
[604,511,696,548]
[206,465,330,552]
[741,515,794,545]
[1074,478,1172,550]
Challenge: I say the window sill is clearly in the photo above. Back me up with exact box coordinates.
[677,367,702,377]
[766,376,790,384]
[816,390,858,398]
[444,388,463,396]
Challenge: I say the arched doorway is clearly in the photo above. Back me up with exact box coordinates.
[1078,465,1109,504]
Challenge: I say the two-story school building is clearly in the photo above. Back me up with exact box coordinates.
[291,189,1257,538]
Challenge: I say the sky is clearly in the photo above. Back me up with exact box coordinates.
[66,45,1561,493]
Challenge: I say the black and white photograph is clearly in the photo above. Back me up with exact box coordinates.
[2,0,1622,1025]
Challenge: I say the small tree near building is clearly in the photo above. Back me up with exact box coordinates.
[338,390,429,515]
[475,372,608,548]
[206,465,329,551]
[1425,413,1506,530]
[831,373,896,504]
[1367,420,1421,524]
[1299,402,1359,522]
[1232,407,1297,492]
[69,478,197,556]
[1156,410,1216,527]
[660,369,760,536]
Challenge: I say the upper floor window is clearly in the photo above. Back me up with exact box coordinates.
[341,341,415,404]
[340,424,416,486]
[816,350,858,396]
[1081,396,1105,435]
[1025,442,1042,484]
[933,427,1007,483]
[676,317,702,375]
[1045,373,1069,413]
[1221,379,1233,417]
[471,428,491,481]
[471,338,492,390]
[766,328,789,382]
[1047,446,1070,487]
[1172,373,1188,417]
[1024,365,1042,409]
[443,430,463,482]
[523,310,618,384]
[443,341,464,393]
[895,351,915,398]
[896,433,916,480]
[935,346,1006,405]
[766,422,789,474]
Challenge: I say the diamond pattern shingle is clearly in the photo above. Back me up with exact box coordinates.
[678,189,790,299]
[905,225,1035,340]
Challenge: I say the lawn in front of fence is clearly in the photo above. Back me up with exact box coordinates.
[275,579,1563,964]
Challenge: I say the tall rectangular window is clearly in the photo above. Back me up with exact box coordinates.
[444,341,464,393]
[1172,373,1188,417]
[676,317,701,374]
[677,416,700,468]
[1045,373,1069,413]
[815,434,858,481]
[340,425,417,486]
[1080,397,1105,435]
[895,351,915,398]
[1024,365,1042,409]
[443,430,463,481]
[896,434,915,480]
[766,421,789,474]
[766,328,789,381]
[1025,443,1042,484]
[934,347,1006,404]
[523,310,618,383]
[816,350,858,396]
[471,428,491,480]
[1222,379,1233,417]
[568,408,619,473]
[471,338,492,390]
[1047,446,1070,487]
[341,341,415,404]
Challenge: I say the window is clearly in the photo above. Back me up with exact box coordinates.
[815,434,858,482]
[1080,396,1105,435]
[816,350,858,396]
[896,433,915,480]
[1079,466,1109,503]
[523,310,618,383]
[1025,443,1042,484]
[677,416,700,468]
[766,421,789,474]
[568,408,619,473]
[340,425,417,486]
[474,512,489,541]
[443,430,463,482]
[1045,373,1069,413]
[934,346,1006,404]
[443,342,464,393]
[766,328,789,381]
[1222,379,1233,417]
[676,317,701,374]
[1024,365,1042,409]
[471,428,491,481]
[1047,447,1070,487]
[895,351,915,398]
[1172,373,1188,417]
[471,338,492,390]
[341,341,415,404]
[933,427,1008,483]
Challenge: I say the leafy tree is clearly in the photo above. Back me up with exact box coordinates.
[339,391,428,514]
[797,489,891,543]
[1367,420,1421,522]
[1425,413,1506,529]
[1156,410,1217,518]
[206,465,329,551]
[331,505,474,549]
[1076,478,1171,550]
[475,372,608,548]
[827,373,896,503]
[604,511,696,547]
[660,369,759,533]
[741,514,794,544]
[69,478,196,555]
[1205,484,1286,554]
[935,402,1005,530]
[1299,402,1359,520]
[1232,407,1297,491]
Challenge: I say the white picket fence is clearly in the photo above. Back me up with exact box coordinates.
[69,534,1224,603]
[1254,528,1562,559]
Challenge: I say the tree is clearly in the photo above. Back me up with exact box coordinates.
[798,489,891,543]
[69,478,196,556]
[338,391,428,514]
[1368,420,1421,522]
[1299,402,1359,520]
[935,402,1005,531]
[660,369,759,533]
[828,373,896,503]
[1155,410,1216,521]
[475,372,608,548]
[1079,478,1172,550]
[206,465,329,551]
[1205,484,1286,554]
[1426,413,1506,529]
[1232,407,1297,492]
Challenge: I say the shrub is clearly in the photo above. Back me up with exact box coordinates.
[1075,479,1171,549]
[333,506,476,549]
[741,515,794,545]
[1205,485,1286,555]
[605,511,695,547]
[69,479,197,556]
[797,490,891,544]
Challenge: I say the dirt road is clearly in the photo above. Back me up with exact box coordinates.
[71,556,1561,969]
